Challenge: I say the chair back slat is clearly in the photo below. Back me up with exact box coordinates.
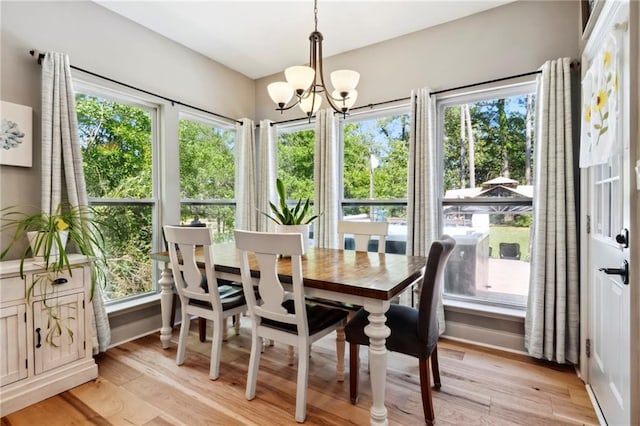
[164,225,223,310]
[235,230,308,334]
[338,220,389,253]
[417,235,456,343]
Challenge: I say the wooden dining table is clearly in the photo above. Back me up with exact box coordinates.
[151,242,426,426]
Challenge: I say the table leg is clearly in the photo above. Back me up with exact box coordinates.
[363,300,391,426]
[159,266,174,349]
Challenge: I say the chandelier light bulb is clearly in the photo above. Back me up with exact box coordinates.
[299,93,322,115]
[285,66,315,95]
[332,89,358,111]
[268,82,294,108]
[330,70,360,97]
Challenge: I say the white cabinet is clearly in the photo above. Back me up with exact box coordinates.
[0,255,98,416]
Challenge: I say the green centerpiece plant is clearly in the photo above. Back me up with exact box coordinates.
[261,178,318,252]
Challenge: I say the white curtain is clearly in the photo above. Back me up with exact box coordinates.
[41,52,110,353]
[235,118,257,231]
[257,120,277,232]
[525,58,579,364]
[314,109,339,249]
[408,88,444,334]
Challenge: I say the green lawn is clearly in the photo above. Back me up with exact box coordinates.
[488,226,531,261]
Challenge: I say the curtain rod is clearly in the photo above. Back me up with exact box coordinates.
[29,50,243,126]
[430,69,543,96]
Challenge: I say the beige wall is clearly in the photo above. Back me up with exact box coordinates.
[0,0,255,254]
[256,0,580,122]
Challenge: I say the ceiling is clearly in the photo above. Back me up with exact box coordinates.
[96,1,515,80]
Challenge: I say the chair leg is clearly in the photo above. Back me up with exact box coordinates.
[336,326,345,382]
[209,317,223,380]
[288,345,295,366]
[295,343,310,423]
[176,313,190,365]
[234,314,241,335]
[431,345,441,389]
[246,329,262,401]
[222,317,228,342]
[170,293,178,328]
[419,358,435,425]
[199,317,207,342]
[349,343,359,404]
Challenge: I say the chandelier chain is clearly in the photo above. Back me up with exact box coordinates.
[314,0,318,32]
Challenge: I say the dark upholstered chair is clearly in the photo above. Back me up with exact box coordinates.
[345,235,456,425]
[499,242,521,260]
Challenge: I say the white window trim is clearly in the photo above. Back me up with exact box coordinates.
[74,76,163,306]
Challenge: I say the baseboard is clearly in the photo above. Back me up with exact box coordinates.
[443,319,525,353]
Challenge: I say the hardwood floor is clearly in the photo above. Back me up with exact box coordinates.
[2,319,598,425]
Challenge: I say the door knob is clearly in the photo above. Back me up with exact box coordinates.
[599,260,629,285]
[615,229,629,248]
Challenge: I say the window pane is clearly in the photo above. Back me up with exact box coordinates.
[343,114,409,201]
[179,118,235,200]
[76,94,152,199]
[179,117,236,238]
[441,90,535,308]
[179,203,235,243]
[342,203,407,254]
[91,204,154,300]
[278,128,315,200]
[443,207,531,306]
[76,92,156,302]
[341,112,409,254]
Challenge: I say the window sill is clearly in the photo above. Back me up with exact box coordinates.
[105,293,161,316]
[443,298,526,321]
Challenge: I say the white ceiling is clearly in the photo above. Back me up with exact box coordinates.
[96,1,514,80]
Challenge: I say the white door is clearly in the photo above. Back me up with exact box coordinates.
[584,2,632,425]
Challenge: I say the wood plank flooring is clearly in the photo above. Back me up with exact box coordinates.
[2,319,599,425]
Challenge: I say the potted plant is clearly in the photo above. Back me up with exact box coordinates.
[1,202,108,345]
[262,178,318,252]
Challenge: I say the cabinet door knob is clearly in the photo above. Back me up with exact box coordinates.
[35,327,42,348]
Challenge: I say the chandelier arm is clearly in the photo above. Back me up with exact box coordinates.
[315,37,343,113]
[275,98,302,112]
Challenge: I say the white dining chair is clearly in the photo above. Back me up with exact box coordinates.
[164,225,247,380]
[235,230,347,423]
[338,220,389,253]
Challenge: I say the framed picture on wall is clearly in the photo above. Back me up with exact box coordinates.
[0,101,33,167]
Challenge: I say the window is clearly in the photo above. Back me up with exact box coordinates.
[341,108,410,254]
[75,85,159,302]
[277,124,315,200]
[438,82,536,308]
[179,113,236,242]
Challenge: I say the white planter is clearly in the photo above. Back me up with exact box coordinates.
[276,224,310,254]
[26,231,69,259]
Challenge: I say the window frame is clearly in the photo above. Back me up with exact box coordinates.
[177,110,237,240]
[435,81,537,311]
[339,105,410,254]
[74,77,162,305]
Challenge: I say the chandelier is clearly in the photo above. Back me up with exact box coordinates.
[267,0,360,117]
